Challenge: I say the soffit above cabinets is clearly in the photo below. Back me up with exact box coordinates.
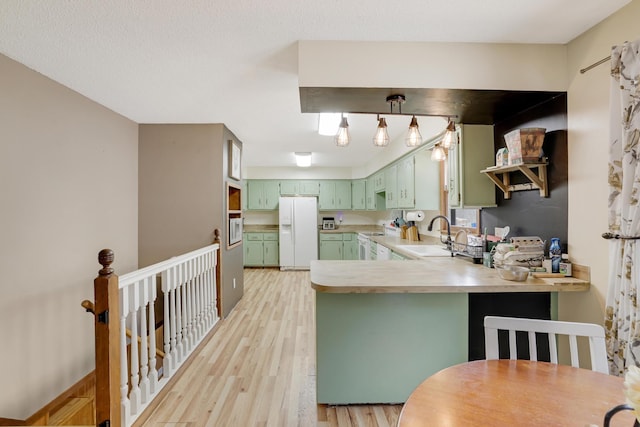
[299,87,565,125]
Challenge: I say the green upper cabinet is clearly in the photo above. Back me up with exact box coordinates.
[319,180,351,210]
[366,175,376,210]
[280,180,320,196]
[247,180,280,210]
[373,171,385,192]
[385,164,398,209]
[397,156,415,208]
[351,179,366,210]
[448,124,496,208]
[414,149,441,211]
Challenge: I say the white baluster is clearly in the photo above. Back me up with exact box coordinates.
[161,270,173,377]
[186,259,195,348]
[203,252,212,328]
[138,278,150,403]
[119,290,131,424]
[169,266,178,371]
[199,255,206,333]
[128,283,141,413]
[174,263,184,362]
[148,275,159,392]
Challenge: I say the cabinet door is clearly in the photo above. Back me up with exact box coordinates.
[397,156,415,208]
[299,180,320,195]
[385,165,398,209]
[343,238,359,260]
[244,240,264,266]
[335,181,352,209]
[366,176,376,210]
[373,171,385,192]
[449,125,496,208]
[262,181,281,210]
[247,181,264,210]
[263,240,279,266]
[318,181,335,210]
[279,181,299,196]
[351,180,366,210]
[319,240,343,260]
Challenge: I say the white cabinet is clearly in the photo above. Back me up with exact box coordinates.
[448,124,496,208]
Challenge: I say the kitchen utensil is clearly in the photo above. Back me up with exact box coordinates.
[496,265,529,281]
[407,226,419,241]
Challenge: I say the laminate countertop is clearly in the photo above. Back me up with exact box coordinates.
[310,258,590,294]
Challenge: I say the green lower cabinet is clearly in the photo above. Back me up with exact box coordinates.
[320,233,359,260]
[320,240,343,260]
[343,234,359,260]
[243,232,279,266]
[391,251,407,260]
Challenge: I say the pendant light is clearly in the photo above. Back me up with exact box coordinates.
[441,119,456,149]
[405,116,422,147]
[431,144,447,161]
[373,116,389,147]
[334,115,350,147]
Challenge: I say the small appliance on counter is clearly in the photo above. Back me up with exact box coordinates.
[322,217,336,230]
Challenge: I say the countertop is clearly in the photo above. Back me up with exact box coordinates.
[310,258,589,294]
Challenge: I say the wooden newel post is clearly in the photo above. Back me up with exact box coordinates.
[94,249,121,427]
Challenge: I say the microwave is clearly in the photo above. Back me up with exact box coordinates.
[229,218,243,245]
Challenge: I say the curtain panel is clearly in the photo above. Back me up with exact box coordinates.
[605,38,640,376]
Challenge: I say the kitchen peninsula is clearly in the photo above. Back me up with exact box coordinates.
[310,255,589,404]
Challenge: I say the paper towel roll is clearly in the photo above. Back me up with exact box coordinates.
[405,211,425,222]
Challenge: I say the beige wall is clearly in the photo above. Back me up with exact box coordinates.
[561,0,640,324]
[0,54,139,418]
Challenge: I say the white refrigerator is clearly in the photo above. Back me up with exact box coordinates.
[279,196,318,270]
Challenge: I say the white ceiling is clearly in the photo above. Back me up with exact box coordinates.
[0,0,630,168]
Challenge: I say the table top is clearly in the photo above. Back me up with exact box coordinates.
[398,360,636,427]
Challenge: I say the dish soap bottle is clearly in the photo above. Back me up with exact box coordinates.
[549,238,561,273]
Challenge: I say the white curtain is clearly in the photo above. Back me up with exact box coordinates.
[605,38,640,376]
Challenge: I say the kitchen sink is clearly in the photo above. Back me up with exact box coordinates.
[396,245,451,257]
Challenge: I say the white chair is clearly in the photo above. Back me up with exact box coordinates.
[483,315,609,374]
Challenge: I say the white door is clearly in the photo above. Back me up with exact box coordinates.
[292,197,318,268]
[279,197,295,269]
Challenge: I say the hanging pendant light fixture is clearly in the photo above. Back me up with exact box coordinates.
[373,115,390,147]
[431,144,447,161]
[405,115,422,147]
[441,119,456,149]
[334,114,350,147]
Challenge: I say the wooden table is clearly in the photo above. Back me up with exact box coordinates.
[398,360,636,427]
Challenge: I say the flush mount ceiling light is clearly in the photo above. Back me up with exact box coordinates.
[332,94,457,149]
[294,152,312,167]
[334,114,350,147]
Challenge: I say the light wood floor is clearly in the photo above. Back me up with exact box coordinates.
[136,268,403,427]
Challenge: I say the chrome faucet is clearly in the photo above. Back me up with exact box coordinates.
[428,215,453,253]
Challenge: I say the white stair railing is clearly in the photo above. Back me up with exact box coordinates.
[118,243,220,426]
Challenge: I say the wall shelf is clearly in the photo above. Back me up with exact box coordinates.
[480,161,548,199]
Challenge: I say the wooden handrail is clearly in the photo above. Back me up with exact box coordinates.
[82,300,166,358]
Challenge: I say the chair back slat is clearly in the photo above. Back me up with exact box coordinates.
[484,316,608,374]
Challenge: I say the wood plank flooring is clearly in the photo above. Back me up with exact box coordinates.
[136,268,402,427]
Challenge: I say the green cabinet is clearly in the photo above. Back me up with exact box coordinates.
[351,180,366,210]
[391,251,407,260]
[448,124,496,208]
[319,181,352,210]
[247,180,280,210]
[397,156,415,208]
[319,233,343,260]
[243,232,279,266]
[319,233,358,260]
[385,164,398,209]
[373,171,385,192]
[280,180,320,196]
